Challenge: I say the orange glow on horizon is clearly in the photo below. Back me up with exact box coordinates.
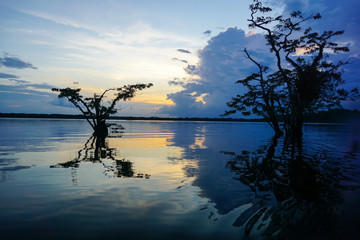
[133,94,175,105]
[108,133,175,148]
[56,85,175,106]
[106,133,197,180]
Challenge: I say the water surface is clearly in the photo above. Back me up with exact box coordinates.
[0,118,359,239]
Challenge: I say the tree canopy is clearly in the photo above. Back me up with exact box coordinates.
[223,0,359,139]
[52,83,153,134]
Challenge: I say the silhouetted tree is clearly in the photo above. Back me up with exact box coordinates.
[52,83,153,138]
[223,49,286,137]
[224,0,359,140]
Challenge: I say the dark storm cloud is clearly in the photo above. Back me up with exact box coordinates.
[177,49,191,54]
[0,54,37,69]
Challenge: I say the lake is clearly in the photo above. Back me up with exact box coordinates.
[0,118,359,240]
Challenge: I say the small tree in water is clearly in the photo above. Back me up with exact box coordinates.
[52,83,153,140]
[223,0,359,140]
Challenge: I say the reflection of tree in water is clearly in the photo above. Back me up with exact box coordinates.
[224,136,360,240]
[51,124,150,179]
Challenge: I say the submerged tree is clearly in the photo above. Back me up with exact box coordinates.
[52,83,153,139]
[223,48,287,137]
[224,0,359,139]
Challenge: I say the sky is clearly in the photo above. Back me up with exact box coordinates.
[0,0,359,117]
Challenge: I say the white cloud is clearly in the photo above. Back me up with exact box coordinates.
[19,9,92,30]
[159,1,360,118]
[160,27,269,118]
[103,21,201,47]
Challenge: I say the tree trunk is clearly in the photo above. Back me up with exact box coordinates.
[268,107,284,137]
[272,119,284,137]
[287,105,304,141]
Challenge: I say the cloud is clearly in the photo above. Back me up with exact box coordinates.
[281,0,360,109]
[160,4,360,118]
[171,58,188,64]
[0,83,80,114]
[103,22,200,48]
[0,53,56,112]
[19,9,90,30]
[203,30,211,36]
[0,84,53,96]
[50,97,76,109]
[280,0,360,43]
[177,49,191,54]
[27,83,56,90]
[160,27,269,118]
[0,82,165,116]
[0,73,30,84]
[168,78,186,86]
[183,64,196,74]
[0,73,18,79]
[8,79,30,84]
[0,53,37,69]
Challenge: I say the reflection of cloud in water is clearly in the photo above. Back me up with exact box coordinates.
[1,119,359,239]
[0,118,92,153]
[192,148,253,215]
[190,136,206,149]
[167,121,360,239]
[167,122,273,215]
[0,165,31,182]
[0,166,31,171]
[0,152,32,183]
[0,153,17,166]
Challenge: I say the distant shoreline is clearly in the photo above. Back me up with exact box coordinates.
[1,109,359,123]
[0,112,263,122]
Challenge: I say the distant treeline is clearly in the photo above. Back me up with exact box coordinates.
[0,113,260,122]
[303,109,360,123]
[0,109,359,123]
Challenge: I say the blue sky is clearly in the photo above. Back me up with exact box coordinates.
[0,0,359,117]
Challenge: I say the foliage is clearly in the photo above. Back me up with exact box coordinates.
[52,83,153,132]
[224,0,359,139]
[223,49,287,136]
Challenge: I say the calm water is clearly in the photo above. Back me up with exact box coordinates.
[0,118,359,240]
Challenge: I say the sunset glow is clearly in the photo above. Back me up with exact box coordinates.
[0,0,359,117]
